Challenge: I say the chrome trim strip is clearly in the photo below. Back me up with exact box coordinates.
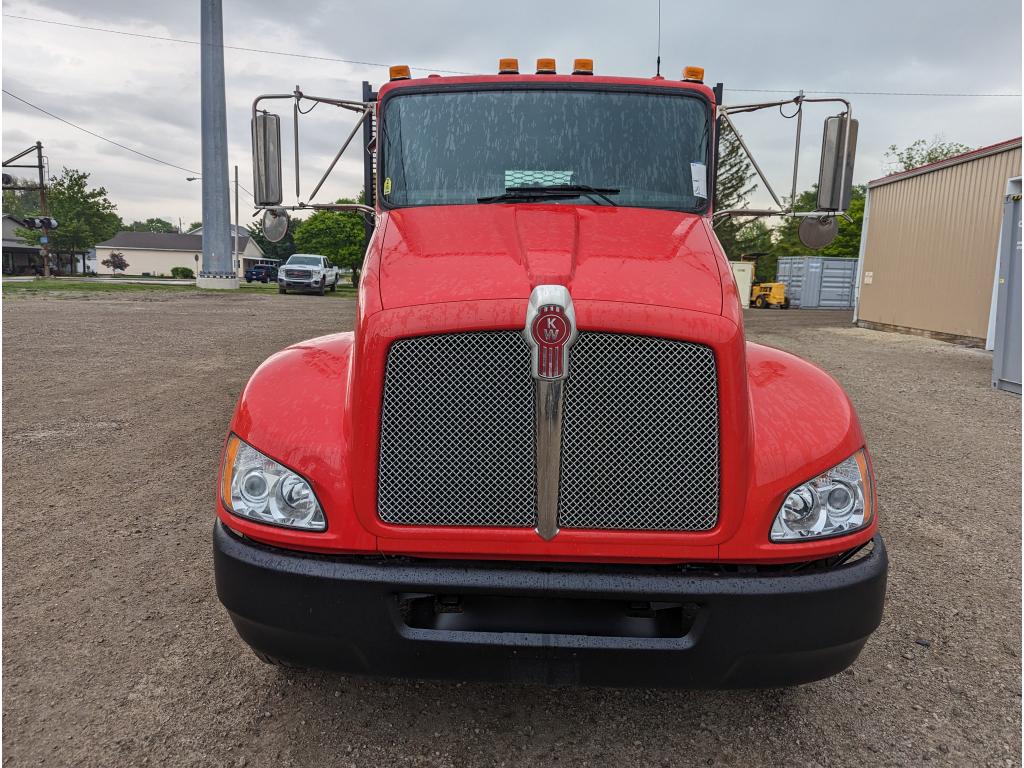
[534,378,563,540]
[524,285,577,540]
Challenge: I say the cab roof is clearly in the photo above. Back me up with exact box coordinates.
[377,73,717,104]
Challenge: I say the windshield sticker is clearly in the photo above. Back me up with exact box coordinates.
[383,177,392,196]
[505,170,573,187]
[690,163,707,199]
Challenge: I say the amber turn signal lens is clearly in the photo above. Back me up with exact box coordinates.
[389,65,411,81]
[221,435,241,510]
[536,57,557,74]
[498,57,519,74]
[683,65,705,83]
[572,58,594,75]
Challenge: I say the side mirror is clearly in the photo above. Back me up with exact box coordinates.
[261,207,290,243]
[252,112,283,207]
[817,115,858,212]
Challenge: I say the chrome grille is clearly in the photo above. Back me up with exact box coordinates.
[377,332,537,527]
[558,333,719,531]
[377,331,719,531]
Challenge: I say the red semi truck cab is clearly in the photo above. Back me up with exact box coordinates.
[214,61,887,687]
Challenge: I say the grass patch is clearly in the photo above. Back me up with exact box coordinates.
[3,278,359,299]
[3,279,194,296]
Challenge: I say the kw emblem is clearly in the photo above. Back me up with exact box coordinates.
[523,285,578,540]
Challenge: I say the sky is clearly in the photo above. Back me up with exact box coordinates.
[2,0,1021,227]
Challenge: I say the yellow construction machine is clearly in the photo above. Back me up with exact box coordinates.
[744,253,790,309]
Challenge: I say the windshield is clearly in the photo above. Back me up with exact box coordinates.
[381,88,709,212]
[286,256,321,266]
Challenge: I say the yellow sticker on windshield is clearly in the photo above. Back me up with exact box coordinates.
[383,177,392,196]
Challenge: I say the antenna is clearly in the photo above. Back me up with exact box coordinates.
[656,0,662,77]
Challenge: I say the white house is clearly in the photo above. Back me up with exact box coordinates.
[93,230,271,278]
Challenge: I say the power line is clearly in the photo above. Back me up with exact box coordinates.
[1,13,475,75]
[3,12,1021,98]
[2,88,255,199]
[3,89,200,175]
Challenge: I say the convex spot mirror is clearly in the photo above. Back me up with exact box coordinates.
[798,215,839,249]
[817,114,858,212]
[261,207,290,243]
[252,112,283,207]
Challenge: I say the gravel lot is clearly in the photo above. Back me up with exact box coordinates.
[3,291,1020,767]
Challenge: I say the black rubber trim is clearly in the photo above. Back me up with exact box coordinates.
[214,522,887,688]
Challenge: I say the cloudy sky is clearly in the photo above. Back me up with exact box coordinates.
[2,0,1021,226]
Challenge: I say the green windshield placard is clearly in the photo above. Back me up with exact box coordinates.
[505,170,573,187]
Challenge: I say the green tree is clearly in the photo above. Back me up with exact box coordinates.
[731,220,776,281]
[128,217,176,233]
[292,197,368,283]
[15,168,121,273]
[187,220,202,232]
[713,122,760,259]
[3,177,39,219]
[883,137,972,174]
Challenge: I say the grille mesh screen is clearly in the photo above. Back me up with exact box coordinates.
[558,333,719,531]
[377,332,537,527]
[377,331,719,531]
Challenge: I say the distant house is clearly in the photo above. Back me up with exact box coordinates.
[2,214,42,274]
[93,231,271,278]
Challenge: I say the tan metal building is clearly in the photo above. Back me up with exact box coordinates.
[855,137,1022,346]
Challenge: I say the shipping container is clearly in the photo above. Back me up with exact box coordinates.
[775,256,858,309]
[991,177,1022,393]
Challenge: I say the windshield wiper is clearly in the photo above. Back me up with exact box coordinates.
[478,184,620,206]
[541,184,620,206]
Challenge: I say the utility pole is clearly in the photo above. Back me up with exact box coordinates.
[36,142,51,277]
[233,165,240,274]
[197,0,236,289]
[4,142,53,276]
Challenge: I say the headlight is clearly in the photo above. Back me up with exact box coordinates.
[220,436,326,531]
[770,450,873,542]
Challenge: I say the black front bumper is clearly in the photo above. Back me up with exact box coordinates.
[214,522,887,688]
[279,279,320,291]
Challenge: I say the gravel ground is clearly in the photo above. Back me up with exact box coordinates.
[3,292,1020,767]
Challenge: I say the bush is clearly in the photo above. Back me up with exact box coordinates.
[171,266,195,279]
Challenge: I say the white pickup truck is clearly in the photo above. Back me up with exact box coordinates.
[277,254,340,295]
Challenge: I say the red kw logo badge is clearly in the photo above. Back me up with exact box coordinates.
[530,304,571,379]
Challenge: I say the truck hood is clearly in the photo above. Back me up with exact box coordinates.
[377,205,723,314]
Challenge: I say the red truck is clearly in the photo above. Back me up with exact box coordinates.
[215,59,887,687]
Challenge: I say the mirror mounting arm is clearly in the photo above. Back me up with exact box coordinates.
[278,202,377,225]
[718,109,786,210]
[715,94,856,240]
[306,109,371,204]
[253,89,374,204]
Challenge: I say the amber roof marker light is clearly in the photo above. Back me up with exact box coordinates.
[536,58,557,74]
[499,58,520,75]
[572,58,594,75]
[683,65,705,83]
[389,65,411,81]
